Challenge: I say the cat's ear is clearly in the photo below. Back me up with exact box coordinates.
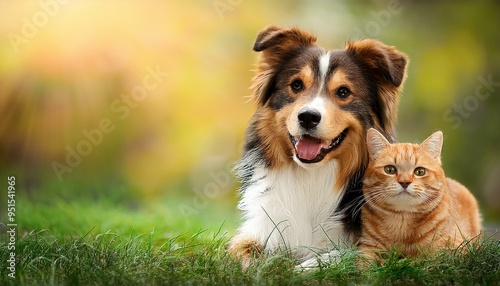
[366,128,390,160]
[421,131,443,162]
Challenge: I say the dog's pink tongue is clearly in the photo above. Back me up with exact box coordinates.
[295,137,322,161]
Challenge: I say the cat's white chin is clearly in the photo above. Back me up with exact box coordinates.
[387,191,422,211]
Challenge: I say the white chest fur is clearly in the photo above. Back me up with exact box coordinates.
[237,159,345,261]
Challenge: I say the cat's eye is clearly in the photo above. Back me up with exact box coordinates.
[384,165,397,175]
[414,167,426,176]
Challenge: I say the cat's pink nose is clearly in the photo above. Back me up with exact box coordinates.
[399,182,411,189]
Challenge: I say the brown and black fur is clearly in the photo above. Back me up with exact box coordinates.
[229,26,408,265]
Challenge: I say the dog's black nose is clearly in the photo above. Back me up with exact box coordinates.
[298,109,321,130]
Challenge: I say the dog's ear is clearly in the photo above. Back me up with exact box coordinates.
[253,25,317,55]
[346,39,408,87]
[346,40,408,141]
[251,26,317,106]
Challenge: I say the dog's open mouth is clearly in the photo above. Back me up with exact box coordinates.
[289,129,348,163]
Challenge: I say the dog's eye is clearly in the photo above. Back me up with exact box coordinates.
[336,86,351,98]
[291,79,304,93]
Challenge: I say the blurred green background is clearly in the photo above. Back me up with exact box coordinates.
[0,0,499,226]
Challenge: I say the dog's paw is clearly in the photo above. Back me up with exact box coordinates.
[227,234,262,271]
[295,250,342,272]
[295,256,320,272]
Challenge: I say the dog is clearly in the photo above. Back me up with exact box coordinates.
[228,26,408,268]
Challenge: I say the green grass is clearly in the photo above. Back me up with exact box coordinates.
[1,194,500,285]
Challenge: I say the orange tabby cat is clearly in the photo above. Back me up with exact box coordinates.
[359,128,482,261]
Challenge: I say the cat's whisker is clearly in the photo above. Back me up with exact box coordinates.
[359,129,482,262]
[341,193,367,218]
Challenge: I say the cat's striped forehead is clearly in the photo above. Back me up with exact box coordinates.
[392,143,419,165]
[377,142,439,171]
